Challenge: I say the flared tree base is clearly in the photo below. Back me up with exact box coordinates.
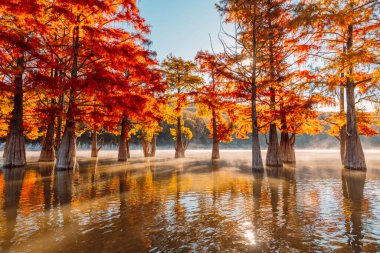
[175,149,185,159]
[39,149,55,162]
[3,133,26,168]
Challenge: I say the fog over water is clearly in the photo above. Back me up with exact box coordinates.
[0,150,379,252]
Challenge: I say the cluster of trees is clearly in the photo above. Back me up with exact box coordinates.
[211,0,379,171]
[0,0,379,172]
[0,0,164,170]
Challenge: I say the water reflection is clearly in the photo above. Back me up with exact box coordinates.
[1,167,25,252]
[342,170,366,252]
[0,151,379,252]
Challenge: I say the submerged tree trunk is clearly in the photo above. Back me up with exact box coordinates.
[3,133,10,158]
[142,139,149,157]
[39,118,55,162]
[118,117,128,161]
[39,99,56,162]
[126,139,130,159]
[55,93,76,170]
[251,85,264,171]
[91,128,101,158]
[266,123,282,166]
[55,94,64,151]
[56,25,80,171]
[250,1,264,172]
[211,109,220,160]
[339,85,346,165]
[280,132,296,164]
[175,116,185,158]
[265,1,282,167]
[55,118,77,170]
[344,24,366,170]
[4,56,26,167]
[280,109,296,164]
[150,136,156,157]
[142,136,157,158]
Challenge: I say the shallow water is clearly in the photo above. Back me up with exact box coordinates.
[0,150,379,252]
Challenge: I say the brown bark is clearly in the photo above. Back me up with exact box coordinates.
[4,56,26,167]
[3,133,9,158]
[91,129,101,158]
[339,85,346,165]
[39,119,55,162]
[118,117,128,161]
[175,116,185,158]
[126,139,130,159]
[251,85,264,171]
[344,24,366,170]
[55,94,64,151]
[55,24,80,170]
[266,123,282,166]
[39,99,56,162]
[142,139,149,157]
[250,1,264,172]
[265,0,282,167]
[142,136,157,157]
[280,132,296,164]
[150,136,156,157]
[55,119,77,170]
[211,109,220,160]
[280,109,296,164]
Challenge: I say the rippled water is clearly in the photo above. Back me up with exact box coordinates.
[0,150,380,252]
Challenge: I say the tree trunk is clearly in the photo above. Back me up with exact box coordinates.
[3,133,10,158]
[150,136,156,157]
[344,24,366,170]
[118,117,128,161]
[39,99,56,162]
[39,119,55,162]
[91,129,99,158]
[4,56,26,168]
[339,85,346,165]
[265,0,282,167]
[55,24,80,170]
[142,136,156,158]
[266,123,282,166]
[211,109,220,160]
[250,1,264,172]
[126,139,130,159]
[251,85,264,171]
[55,118,77,170]
[175,116,185,158]
[280,132,296,164]
[142,139,149,157]
[55,94,64,151]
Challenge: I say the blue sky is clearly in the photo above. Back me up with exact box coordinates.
[138,0,227,60]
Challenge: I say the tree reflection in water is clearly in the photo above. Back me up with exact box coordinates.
[1,167,25,252]
[342,169,366,253]
[0,151,379,252]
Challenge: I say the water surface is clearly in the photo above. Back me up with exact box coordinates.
[0,150,379,252]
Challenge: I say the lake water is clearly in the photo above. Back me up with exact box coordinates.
[0,150,379,252]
